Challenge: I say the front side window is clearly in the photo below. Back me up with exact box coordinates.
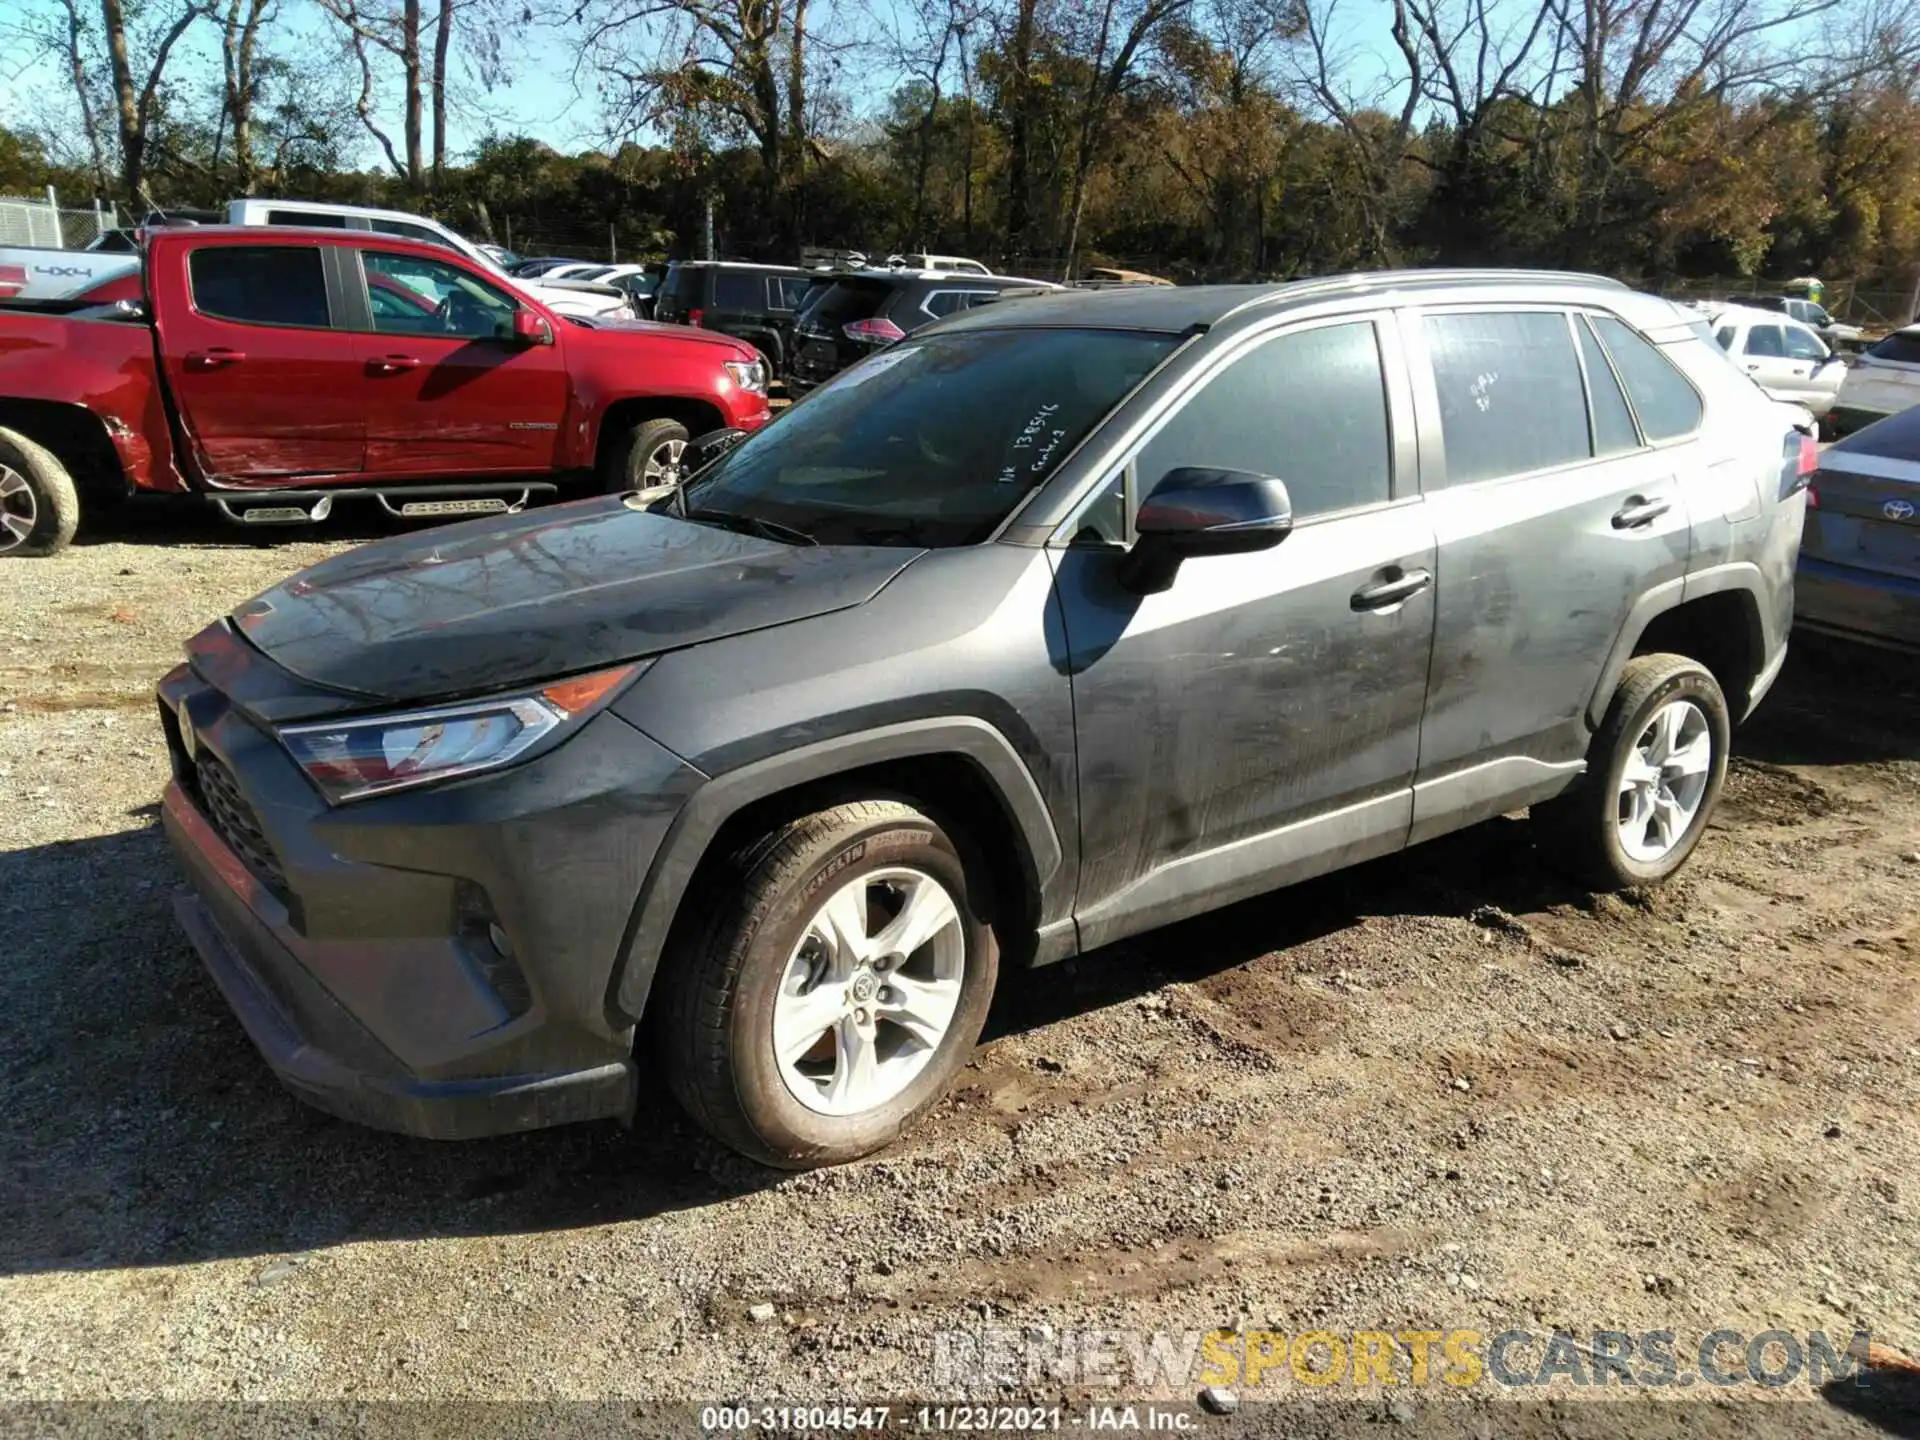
[1135,321,1392,519]
[1590,315,1704,440]
[189,245,330,328]
[1783,326,1829,362]
[1745,325,1787,358]
[1426,311,1588,485]
[677,328,1177,547]
[361,250,516,338]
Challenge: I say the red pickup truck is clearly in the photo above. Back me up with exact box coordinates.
[0,227,773,556]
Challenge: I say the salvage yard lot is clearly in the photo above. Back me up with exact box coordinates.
[1,507,1917,1425]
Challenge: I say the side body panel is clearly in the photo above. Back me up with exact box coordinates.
[0,308,184,491]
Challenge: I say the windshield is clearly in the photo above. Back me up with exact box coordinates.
[677,327,1178,547]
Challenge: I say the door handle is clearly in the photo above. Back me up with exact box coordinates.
[367,354,422,374]
[1612,496,1672,529]
[185,347,245,370]
[1746,362,1761,371]
[1350,567,1433,611]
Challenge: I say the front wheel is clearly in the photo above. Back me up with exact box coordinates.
[602,417,691,493]
[658,800,999,1168]
[1532,653,1730,889]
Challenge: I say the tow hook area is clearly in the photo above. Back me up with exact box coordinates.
[209,483,555,526]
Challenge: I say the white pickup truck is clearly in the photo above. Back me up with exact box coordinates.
[1,199,632,317]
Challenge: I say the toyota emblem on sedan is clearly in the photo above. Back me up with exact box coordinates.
[1885,498,1917,521]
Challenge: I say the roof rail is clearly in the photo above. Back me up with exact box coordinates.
[1220,266,1630,324]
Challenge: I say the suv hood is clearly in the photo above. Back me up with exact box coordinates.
[232,496,920,704]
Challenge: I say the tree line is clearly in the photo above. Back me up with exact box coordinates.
[4,0,1920,300]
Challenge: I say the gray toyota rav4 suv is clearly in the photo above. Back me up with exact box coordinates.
[158,270,1811,1167]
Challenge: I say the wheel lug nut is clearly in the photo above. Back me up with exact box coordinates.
[855,1008,870,1025]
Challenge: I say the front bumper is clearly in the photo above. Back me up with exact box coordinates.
[1794,555,1920,652]
[157,638,704,1139]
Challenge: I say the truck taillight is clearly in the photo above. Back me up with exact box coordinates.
[688,308,704,327]
[844,316,906,344]
[0,264,24,299]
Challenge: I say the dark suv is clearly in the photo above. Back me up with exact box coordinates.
[159,272,1808,1169]
[786,269,1055,395]
[655,261,813,373]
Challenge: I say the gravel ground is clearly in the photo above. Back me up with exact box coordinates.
[1,505,1917,1433]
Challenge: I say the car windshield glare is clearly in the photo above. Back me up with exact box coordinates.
[678,328,1178,547]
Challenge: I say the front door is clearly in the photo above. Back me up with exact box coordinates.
[1053,316,1437,951]
[350,248,570,477]
[159,242,367,480]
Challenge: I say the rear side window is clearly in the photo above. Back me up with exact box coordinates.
[771,276,810,310]
[712,271,765,310]
[1425,311,1589,484]
[1715,326,1736,351]
[803,279,889,329]
[924,290,990,318]
[370,219,452,250]
[265,208,347,228]
[1135,320,1392,520]
[1590,315,1703,440]
[189,246,330,328]
[1577,318,1640,457]
[1744,325,1786,358]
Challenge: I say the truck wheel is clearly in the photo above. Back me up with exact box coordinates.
[0,427,80,557]
[658,800,1000,1169]
[1532,654,1730,890]
[603,417,690,493]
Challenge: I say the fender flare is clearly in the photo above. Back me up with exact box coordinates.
[608,716,1063,1021]
[1585,563,1770,728]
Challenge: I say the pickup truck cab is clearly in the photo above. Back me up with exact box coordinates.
[0,226,771,556]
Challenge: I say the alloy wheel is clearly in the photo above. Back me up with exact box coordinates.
[1617,698,1714,862]
[773,867,966,1116]
[643,437,687,487]
[0,465,37,553]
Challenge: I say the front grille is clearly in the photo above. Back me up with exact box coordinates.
[194,754,288,894]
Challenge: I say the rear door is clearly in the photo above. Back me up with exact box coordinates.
[158,242,366,480]
[346,246,570,476]
[1405,306,1694,833]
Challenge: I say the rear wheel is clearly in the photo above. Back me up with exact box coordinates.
[1533,653,1730,889]
[602,417,691,493]
[658,800,999,1168]
[0,427,80,558]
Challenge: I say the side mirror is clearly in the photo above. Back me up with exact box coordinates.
[511,309,554,346]
[1123,467,1293,591]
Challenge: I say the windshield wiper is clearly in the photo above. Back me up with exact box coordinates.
[684,506,817,547]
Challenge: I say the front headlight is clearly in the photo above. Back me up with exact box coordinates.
[278,662,643,803]
[724,358,768,396]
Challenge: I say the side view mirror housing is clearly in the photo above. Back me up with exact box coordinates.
[1122,466,1294,591]
[511,309,554,346]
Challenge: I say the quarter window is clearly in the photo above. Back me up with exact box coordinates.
[1590,315,1703,440]
[1577,318,1640,457]
[1134,320,1392,520]
[189,245,330,328]
[1425,311,1589,485]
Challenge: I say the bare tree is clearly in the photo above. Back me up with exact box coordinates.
[320,0,427,188]
[98,0,203,203]
[217,0,275,192]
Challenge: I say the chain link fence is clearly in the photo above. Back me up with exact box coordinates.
[0,194,121,249]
